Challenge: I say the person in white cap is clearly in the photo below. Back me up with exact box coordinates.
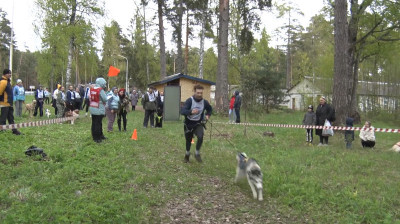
[13,78,25,117]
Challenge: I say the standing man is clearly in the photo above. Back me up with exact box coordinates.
[0,69,21,135]
[66,85,75,112]
[142,86,157,128]
[34,85,45,117]
[181,84,212,163]
[82,83,91,116]
[89,78,108,143]
[13,79,25,117]
[234,90,242,123]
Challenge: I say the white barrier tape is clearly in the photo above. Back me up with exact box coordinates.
[212,121,400,133]
[0,117,76,130]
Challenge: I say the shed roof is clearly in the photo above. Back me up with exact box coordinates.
[148,73,216,86]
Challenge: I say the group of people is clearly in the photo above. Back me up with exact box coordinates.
[302,96,376,149]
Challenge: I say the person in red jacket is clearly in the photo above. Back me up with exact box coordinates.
[229,92,236,123]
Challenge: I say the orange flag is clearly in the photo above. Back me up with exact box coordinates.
[108,66,120,77]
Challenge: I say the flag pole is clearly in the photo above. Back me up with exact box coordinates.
[9,0,15,82]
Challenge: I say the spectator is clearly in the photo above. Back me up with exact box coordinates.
[229,92,236,123]
[34,85,45,117]
[0,69,21,135]
[359,121,376,148]
[82,83,91,116]
[315,97,335,146]
[44,88,50,104]
[234,90,242,123]
[155,91,164,128]
[52,84,61,116]
[13,79,25,117]
[130,89,139,111]
[345,117,355,149]
[56,86,66,118]
[89,78,108,143]
[302,105,316,146]
[74,87,82,111]
[66,85,75,112]
[117,88,130,131]
[106,87,119,132]
[142,86,157,128]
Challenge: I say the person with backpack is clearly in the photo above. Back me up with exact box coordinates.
[315,97,335,146]
[0,69,21,135]
[89,78,108,143]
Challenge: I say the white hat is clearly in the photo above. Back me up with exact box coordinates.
[16,79,22,84]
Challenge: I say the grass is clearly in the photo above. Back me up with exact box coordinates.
[1,98,399,223]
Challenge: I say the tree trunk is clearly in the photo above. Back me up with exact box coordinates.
[143,2,149,82]
[198,16,205,79]
[176,0,184,74]
[332,0,349,125]
[286,10,292,89]
[216,0,229,112]
[184,11,189,75]
[348,0,361,118]
[157,0,167,79]
[66,0,77,87]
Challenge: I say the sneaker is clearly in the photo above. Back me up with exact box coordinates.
[317,143,323,147]
[184,154,190,163]
[94,139,102,143]
[194,154,203,163]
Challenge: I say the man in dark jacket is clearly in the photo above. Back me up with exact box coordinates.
[0,69,21,135]
[234,90,242,123]
[34,85,45,117]
[181,84,212,163]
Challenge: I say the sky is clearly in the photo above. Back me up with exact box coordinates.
[0,0,325,52]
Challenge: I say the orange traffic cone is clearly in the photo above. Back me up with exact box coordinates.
[131,129,138,140]
[191,138,194,144]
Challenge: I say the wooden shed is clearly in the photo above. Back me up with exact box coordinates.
[148,73,216,102]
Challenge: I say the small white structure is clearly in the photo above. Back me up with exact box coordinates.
[285,79,323,110]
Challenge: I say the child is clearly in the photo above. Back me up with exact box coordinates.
[228,92,236,123]
[303,105,316,146]
[345,117,355,149]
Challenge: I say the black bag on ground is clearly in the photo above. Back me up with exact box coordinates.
[25,145,47,158]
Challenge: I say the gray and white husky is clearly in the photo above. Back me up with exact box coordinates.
[235,152,263,201]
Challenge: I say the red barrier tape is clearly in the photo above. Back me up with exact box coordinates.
[0,117,76,130]
[212,121,400,133]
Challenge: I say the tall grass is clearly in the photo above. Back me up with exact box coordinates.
[0,101,399,223]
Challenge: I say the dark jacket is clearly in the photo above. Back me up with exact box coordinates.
[181,96,212,128]
[315,103,335,135]
[233,91,242,109]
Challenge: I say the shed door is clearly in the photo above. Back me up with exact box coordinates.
[292,98,296,110]
[164,86,181,121]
